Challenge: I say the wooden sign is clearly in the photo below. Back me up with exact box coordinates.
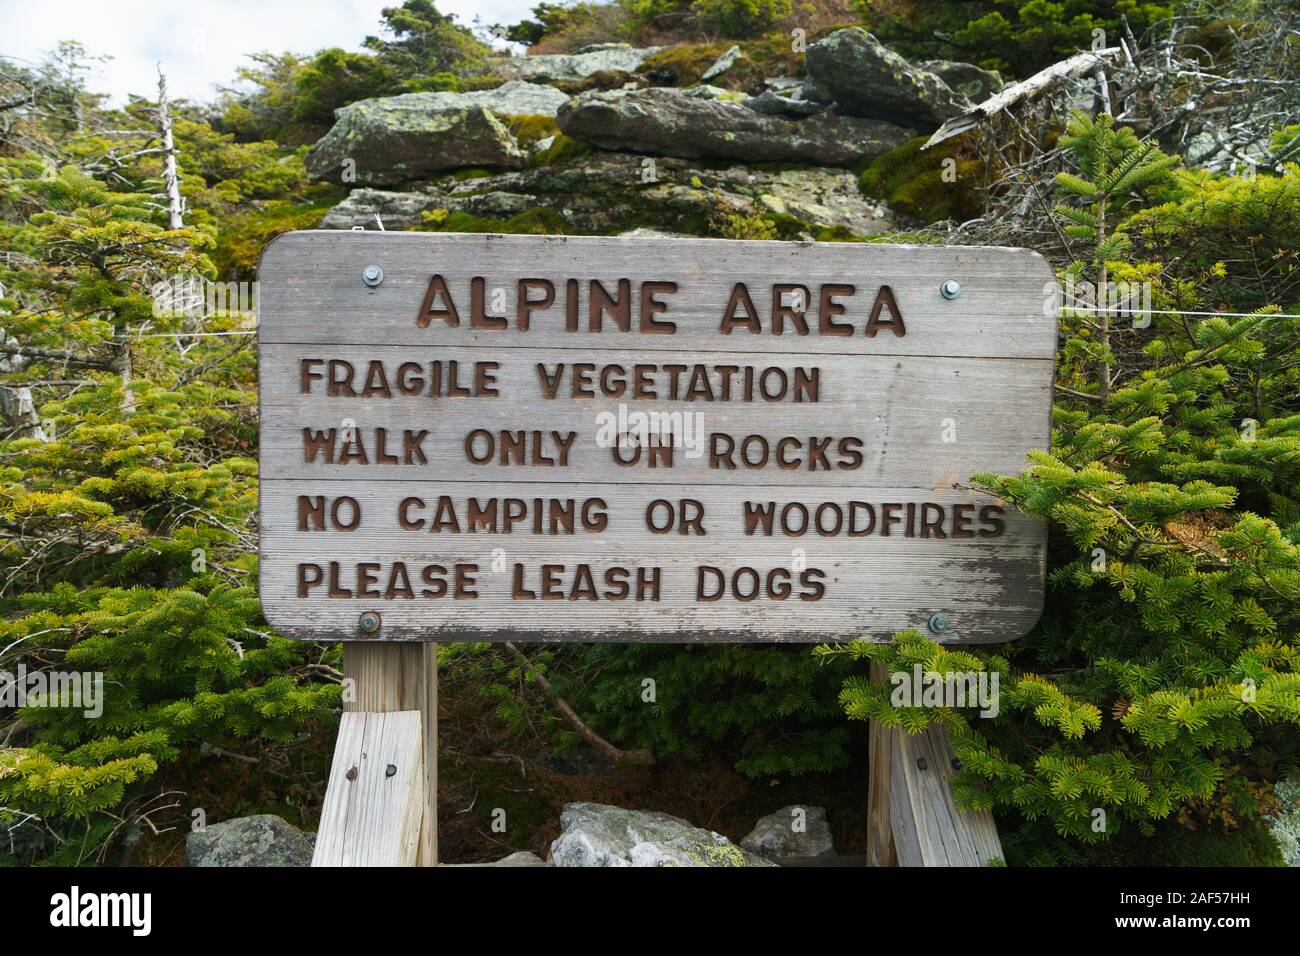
[257,231,1056,643]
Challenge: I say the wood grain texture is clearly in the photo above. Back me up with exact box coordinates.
[343,643,437,865]
[258,231,1059,357]
[257,231,1056,644]
[889,722,1004,866]
[260,481,1044,642]
[312,710,424,867]
[259,344,1051,486]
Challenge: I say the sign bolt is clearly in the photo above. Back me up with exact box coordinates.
[362,264,384,287]
[917,757,928,771]
[927,612,951,635]
[940,279,961,300]
[345,766,358,782]
[358,610,382,634]
[385,764,397,778]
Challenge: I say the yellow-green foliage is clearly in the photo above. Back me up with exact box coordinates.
[504,114,560,150]
[690,0,792,38]
[637,34,804,91]
[826,138,1300,865]
[213,192,344,279]
[860,134,983,224]
[528,133,595,168]
[417,206,570,235]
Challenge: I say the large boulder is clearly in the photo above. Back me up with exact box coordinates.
[557,87,913,166]
[335,81,570,120]
[304,82,568,185]
[804,28,961,126]
[319,152,895,238]
[740,805,836,860]
[306,104,523,185]
[549,802,775,867]
[186,814,314,867]
[497,43,662,83]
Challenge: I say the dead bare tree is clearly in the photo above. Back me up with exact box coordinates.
[904,1,1300,259]
[154,66,185,231]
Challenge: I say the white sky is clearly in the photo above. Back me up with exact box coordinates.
[1,0,537,105]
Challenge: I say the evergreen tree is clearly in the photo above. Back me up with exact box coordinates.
[0,72,338,863]
[823,121,1300,863]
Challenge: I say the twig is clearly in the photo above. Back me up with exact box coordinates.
[503,641,652,766]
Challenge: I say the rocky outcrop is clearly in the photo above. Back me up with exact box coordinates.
[319,153,894,238]
[320,188,441,230]
[186,814,314,867]
[740,806,836,860]
[376,80,569,118]
[306,104,523,185]
[304,82,569,185]
[496,43,662,83]
[549,802,775,867]
[557,87,913,165]
[805,28,962,126]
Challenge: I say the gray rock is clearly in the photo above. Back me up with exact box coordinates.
[318,153,895,239]
[497,44,662,83]
[741,805,836,859]
[320,188,440,230]
[919,60,1004,104]
[440,850,548,867]
[186,814,314,867]
[701,44,743,81]
[336,81,569,118]
[751,166,893,235]
[306,103,523,185]
[550,802,775,867]
[680,84,746,101]
[617,227,692,238]
[304,82,568,185]
[805,28,961,126]
[764,76,803,91]
[747,89,826,119]
[557,87,913,166]
[489,850,548,866]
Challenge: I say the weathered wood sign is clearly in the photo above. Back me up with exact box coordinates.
[258,231,1056,643]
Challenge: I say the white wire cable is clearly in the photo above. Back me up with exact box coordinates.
[118,305,1300,340]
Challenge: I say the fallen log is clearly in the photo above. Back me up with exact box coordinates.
[924,48,1121,150]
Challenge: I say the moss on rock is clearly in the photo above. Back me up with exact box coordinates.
[859,133,982,224]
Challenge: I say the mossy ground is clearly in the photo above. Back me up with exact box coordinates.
[636,35,806,92]
[213,186,346,278]
[859,133,984,224]
[417,206,571,235]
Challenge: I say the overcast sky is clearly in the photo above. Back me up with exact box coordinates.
[1,0,537,105]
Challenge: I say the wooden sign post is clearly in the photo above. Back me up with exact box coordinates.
[257,231,1057,865]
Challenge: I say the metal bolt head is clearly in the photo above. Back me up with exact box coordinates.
[917,757,928,771]
[385,764,397,778]
[362,264,384,287]
[928,612,951,635]
[940,279,961,300]
[358,610,382,634]
[345,766,358,782]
